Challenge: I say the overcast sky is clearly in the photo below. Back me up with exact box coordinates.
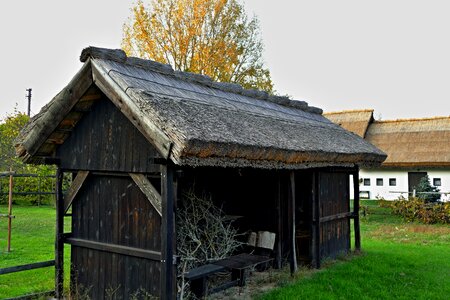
[1,0,449,121]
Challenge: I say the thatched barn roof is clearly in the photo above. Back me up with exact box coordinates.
[366,117,450,167]
[323,109,374,138]
[325,110,450,168]
[15,47,386,169]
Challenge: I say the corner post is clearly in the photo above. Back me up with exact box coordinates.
[352,168,361,252]
[311,171,321,268]
[55,168,64,298]
[160,164,175,299]
[288,171,297,274]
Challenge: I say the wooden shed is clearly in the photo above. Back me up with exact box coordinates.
[16,47,386,299]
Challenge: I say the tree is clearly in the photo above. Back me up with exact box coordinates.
[0,110,56,205]
[416,175,441,203]
[122,0,274,92]
[0,110,29,171]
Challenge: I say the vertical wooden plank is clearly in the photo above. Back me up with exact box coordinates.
[276,173,282,269]
[160,164,175,300]
[55,168,64,298]
[311,171,321,268]
[353,169,361,252]
[288,171,297,274]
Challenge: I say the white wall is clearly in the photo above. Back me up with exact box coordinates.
[350,169,450,201]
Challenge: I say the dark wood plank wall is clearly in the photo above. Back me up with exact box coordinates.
[57,95,161,173]
[318,172,350,259]
[71,175,161,298]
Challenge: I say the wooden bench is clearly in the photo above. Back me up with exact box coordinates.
[184,263,228,298]
[184,253,274,298]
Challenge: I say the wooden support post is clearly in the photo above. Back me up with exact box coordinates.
[55,168,64,299]
[275,174,282,269]
[311,171,321,268]
[160,164,175,300]
[7,168,13,252]
[288,171,297,274]
[353,169,361,252]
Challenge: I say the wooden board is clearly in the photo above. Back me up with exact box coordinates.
[64,171,89,214]
[130,173,162,216]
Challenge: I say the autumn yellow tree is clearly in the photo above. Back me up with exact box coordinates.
[122,0,274,92]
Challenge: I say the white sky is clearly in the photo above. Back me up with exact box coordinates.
[1,0,449,120]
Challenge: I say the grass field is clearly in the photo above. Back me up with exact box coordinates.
[1,201,449,299]
[0,205,70,299]
[258,201,450,300]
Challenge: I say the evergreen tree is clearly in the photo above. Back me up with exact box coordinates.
[416,175,440,203]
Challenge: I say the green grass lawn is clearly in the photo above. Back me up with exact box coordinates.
[0,205,71,299]
[259,201,450,300]
[1,202,449,299]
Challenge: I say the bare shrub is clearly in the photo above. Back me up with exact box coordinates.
[176,191,242,298]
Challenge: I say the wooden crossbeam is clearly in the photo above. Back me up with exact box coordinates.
[63,171,89,214]
[129,173,162,216]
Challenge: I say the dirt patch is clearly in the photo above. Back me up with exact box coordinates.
[367,224,450,243]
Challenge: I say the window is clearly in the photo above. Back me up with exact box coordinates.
[376,178,383,186]
[360,191,370,199]
[363,178,370,186]
[389,178,397,186]
[433,178,442,186]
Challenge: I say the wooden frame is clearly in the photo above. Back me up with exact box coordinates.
[160,164,175,299]
[55,168,64,299]
[130,173,162,216]
[352,168,361,252]
[64,171,89,214]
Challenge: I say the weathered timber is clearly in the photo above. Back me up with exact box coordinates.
[91,60,172,159]
[71,175,161,298]
[57,97,161,173]
[275,175,282,269]
[311,171,321,268]
[0,260,55,275]
[64,171,89,214]
[319,212,353,223]
[288,171,297,274]
[160,164,175,300]
[353,169,361,251]
[65,238,161,261]
[7,169,13,252]
[130,173,162,216]
[18,61,93,159]
[55,168,64,299]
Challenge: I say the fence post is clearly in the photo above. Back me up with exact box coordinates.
[7,168,13,252]
[55,168,64,298]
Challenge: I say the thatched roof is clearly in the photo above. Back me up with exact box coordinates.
[366,117,450,167]
[15,47,386,169]
[324,109,374,138]
[325,110,450,168]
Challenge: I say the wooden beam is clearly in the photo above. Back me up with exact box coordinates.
[275,174,282,269]
[91,61,172,159]
[353,169,361,252]
[288,171,297,274]
[63,171,89,214]
[319,212,354,223]
[0,260,55,275]
[65,238,161,261]
[55,168,64,299]
[160,164,175,300]
[129,173,162,216]
[311,171,321,268]
[20,61,93,158]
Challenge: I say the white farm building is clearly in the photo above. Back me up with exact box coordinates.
[325,110,450,201]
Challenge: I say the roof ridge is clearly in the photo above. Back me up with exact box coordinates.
[80,46,322,115]
[323,109,374,115]
[374,116,450,124]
